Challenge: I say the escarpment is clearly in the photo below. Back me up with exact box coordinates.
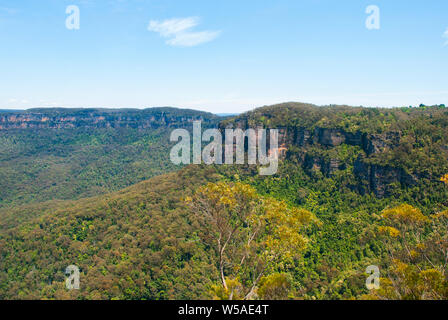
[288,127,422,197]
[0,108,219,130]
[221,109,439,198]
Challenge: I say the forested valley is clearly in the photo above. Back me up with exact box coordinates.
[1,103,448,300]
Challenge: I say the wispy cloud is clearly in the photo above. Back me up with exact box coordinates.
[444,28,448,46]
[148,17,198,37]
[148,17,220,47]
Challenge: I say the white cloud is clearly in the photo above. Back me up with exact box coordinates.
[167,30,220,47]
[148,17,220,47]
[444,28,448,46]
[148,17,198,37]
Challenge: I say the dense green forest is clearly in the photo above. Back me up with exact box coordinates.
[1,103,448,300]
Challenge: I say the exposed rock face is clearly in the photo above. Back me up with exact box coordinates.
[364,132,401,155]
[354,156,418,197]
[304,154,345,176]
[295,128,312,147]
[313,128,346,146]
[345,131,364,146]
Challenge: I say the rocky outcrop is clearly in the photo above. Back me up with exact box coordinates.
[295,128,312,147]
[363,132,401,155]
[313,128,346,146]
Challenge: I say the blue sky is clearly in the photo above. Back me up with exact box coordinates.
[0,0,447,113]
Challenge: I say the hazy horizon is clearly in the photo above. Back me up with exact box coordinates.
[1,100,446,114]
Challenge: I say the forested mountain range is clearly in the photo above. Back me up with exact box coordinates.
[222,102,448,197]
[1,103,448,300]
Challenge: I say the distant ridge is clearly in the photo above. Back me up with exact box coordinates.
[0,109,23,113]
[0,107,220,130]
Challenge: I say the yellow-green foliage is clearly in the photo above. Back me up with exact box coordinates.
[370,204,448,300]
[381,204,430,226]
[186,181,315,300]
[257,273,292,300]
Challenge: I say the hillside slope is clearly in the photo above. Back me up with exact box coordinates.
[0,166,222,300]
